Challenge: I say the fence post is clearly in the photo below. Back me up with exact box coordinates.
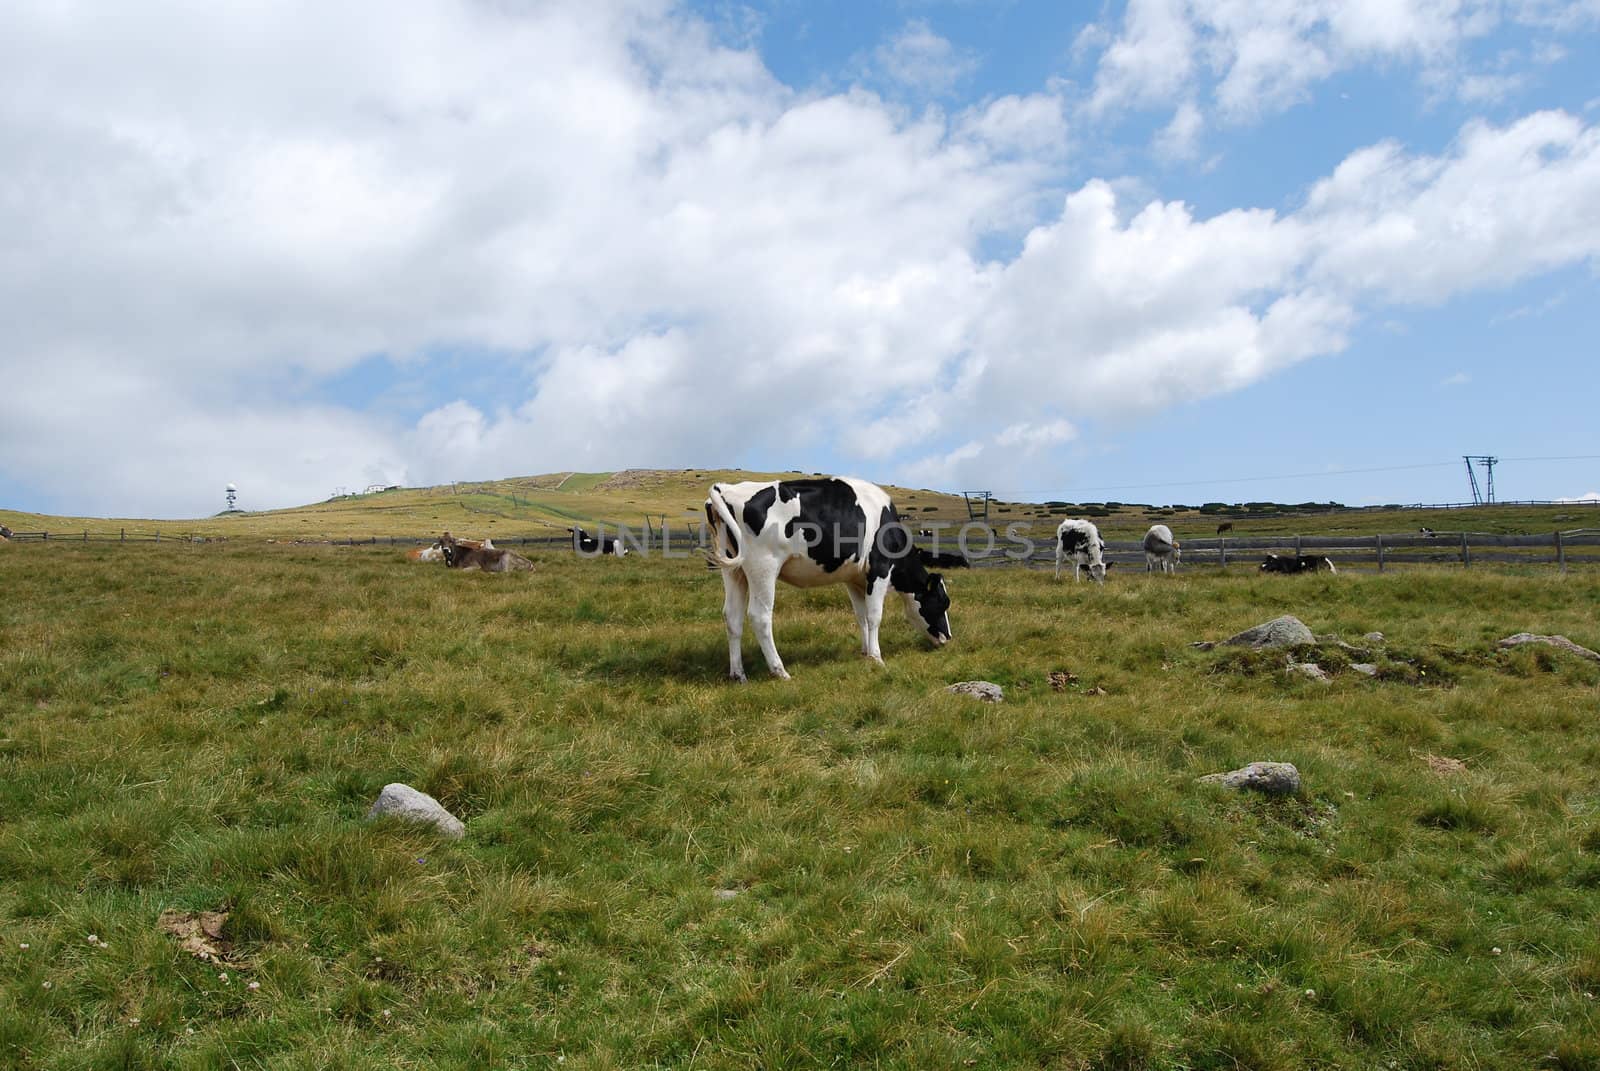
[1294,534,1302,556]
[121,528,125,542]
[43,531,48,541]
[1376,533,1385,573]
[1460,531,1470,568]
[1556,530,1566,574]
[83,530,88,541]
[1220,537,1227,567]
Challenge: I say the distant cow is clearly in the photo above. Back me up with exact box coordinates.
[1260,553,1337,575]
[1143,524,1181,573]
[704,476,951,681]
[407,535,491,563]
[1419,527,1436,537]
[570,526,627,557]
[1216,522,1233,535]
[439,532,532,572]
[0,524,11,541]
[1055,518,1107,583]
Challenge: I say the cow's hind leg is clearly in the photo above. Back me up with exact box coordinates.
[744,566,790,680]
[720,568,750,682]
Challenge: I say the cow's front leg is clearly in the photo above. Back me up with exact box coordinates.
[861,577,887,666]
[720,568,750,682]
[846,584,873,658]
[744,567,789,680]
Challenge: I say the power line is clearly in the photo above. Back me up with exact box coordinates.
[994,461,1460,498]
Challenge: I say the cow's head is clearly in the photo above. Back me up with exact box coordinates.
[904,571,952,646]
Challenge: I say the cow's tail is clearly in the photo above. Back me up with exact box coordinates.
[1324,557,1338,575]
[703,485,743,571]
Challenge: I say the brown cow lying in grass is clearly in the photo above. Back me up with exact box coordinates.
[439,531,533,572]
[407,535,492,563]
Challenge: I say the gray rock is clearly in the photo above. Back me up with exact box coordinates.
[1349,663,1379,677]
[1363,632,1385,644]
[1197,761,1301,796]
[1221,615,1315,650]
[1287,662,1330,682]
[1497,633,1600,663]
[712,888,741,902]
[365,783,465,839]
[946,681,1004,702]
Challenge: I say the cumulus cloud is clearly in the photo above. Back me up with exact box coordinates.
[1083,0,1600,126]
[2,1,1599,516]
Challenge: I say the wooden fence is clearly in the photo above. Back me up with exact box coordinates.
[6,527,1599,573]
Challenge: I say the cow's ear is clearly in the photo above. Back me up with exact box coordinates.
[925,571,944,587]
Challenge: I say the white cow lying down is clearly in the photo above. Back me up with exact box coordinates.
[704,476,952,681]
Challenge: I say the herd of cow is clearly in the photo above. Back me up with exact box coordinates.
[402,476,1337,682]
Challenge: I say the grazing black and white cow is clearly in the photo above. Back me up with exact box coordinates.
[0,524,11,541]
[703,477,952,681]
[1419,527,1436,537]
[1260,553,1337,574]
[1054,518,1107,583]
[569,526,627,557]
[1143,524,1180,573]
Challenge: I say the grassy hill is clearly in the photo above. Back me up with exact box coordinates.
[3,468,1596,542]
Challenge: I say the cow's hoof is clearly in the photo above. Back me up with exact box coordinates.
[771,669,791,681]
[729,673,747,684]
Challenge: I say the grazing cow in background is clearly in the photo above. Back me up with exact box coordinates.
[1260,553,1338,575]
[704,476,951,681]
[1419,527,1436,537]
[1216,522,1234,535]
[439,532,532,572]
[570,526,627,557]
[1054,518,1107,583]
[1143,524,1181,573]
[0,524,11,541]
[918,548,970,569]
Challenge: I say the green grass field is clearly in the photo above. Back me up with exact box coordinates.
[3,543,1600,1069]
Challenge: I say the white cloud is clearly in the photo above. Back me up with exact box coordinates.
[1557,491,1600,502]
[1153,98,1205,160]
[873,20,980,97]
[1082,0,1600,127]
[2,2,1599,516]
[1440,371,1472,385]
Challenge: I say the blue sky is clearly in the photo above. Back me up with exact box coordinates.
[1,0,1597,517]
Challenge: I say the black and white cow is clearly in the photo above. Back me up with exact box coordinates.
[703,477,952,681]
[569,526,627,557]
[1054,518,1107,582]
[1143,524,1181,573]
[1260,553,1337,574]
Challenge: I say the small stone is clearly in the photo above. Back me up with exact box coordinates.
[1221,615,1315,650]
[712,888,740,902]
[1491,947,1502,956]
[1363,632,1385,644]
[1304,989,1316,998]
[945,681,1003,703]
[1496,633,1600,663]
[365,783,466,839]
[1287,662,1330,682]
[1197,761,1302,796]
[1349,663,1378,677]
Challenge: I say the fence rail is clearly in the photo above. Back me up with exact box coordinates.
[6,527,1598,573]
